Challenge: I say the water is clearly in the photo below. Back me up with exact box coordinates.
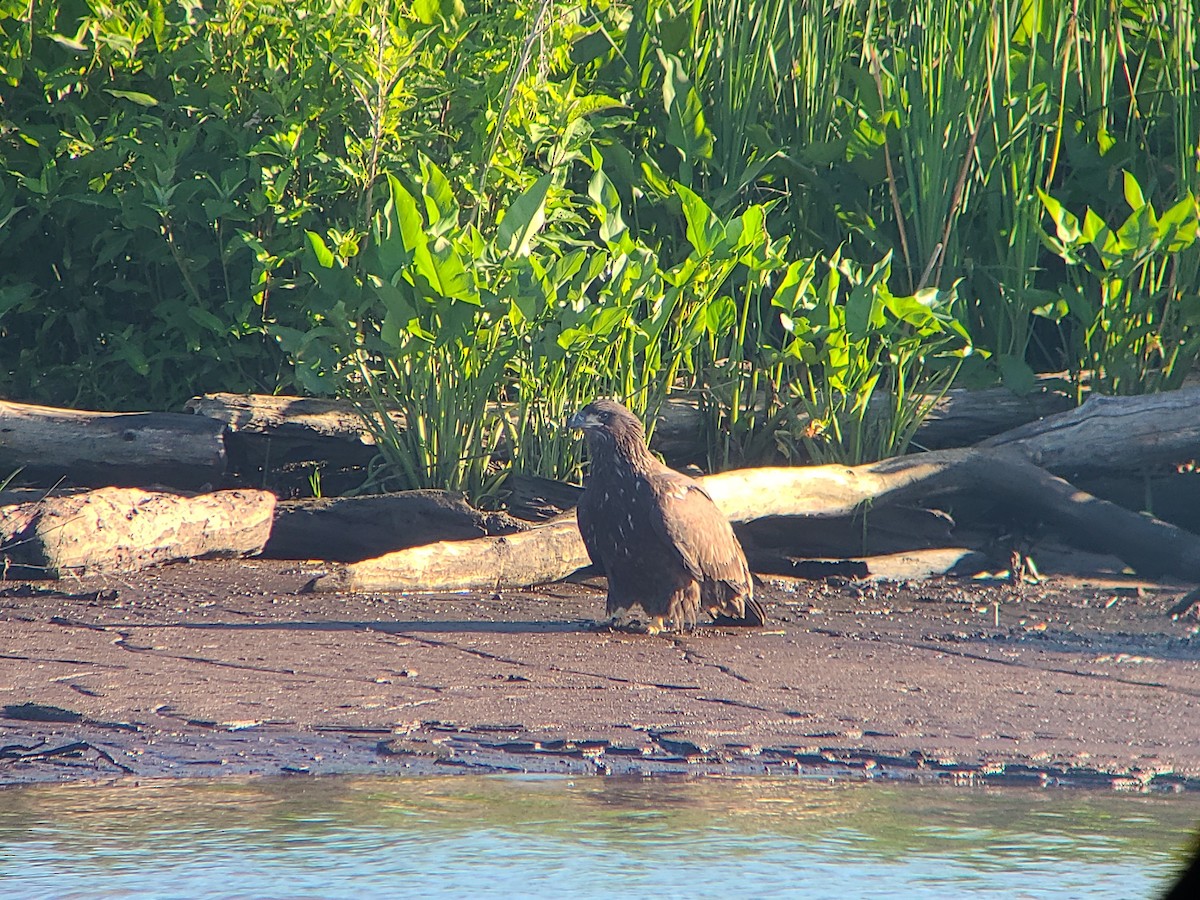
[1,776,1196,899]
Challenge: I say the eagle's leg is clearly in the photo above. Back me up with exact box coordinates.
[668,582,702,633]
[605,596,632,628]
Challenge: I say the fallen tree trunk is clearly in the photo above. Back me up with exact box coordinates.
[184,393,390,495]
[653,379,1072,460]
[0,400,226,490]
[264,491,526,562]
[981,385,1200,475]
[1,487,275,578]
[306,513,587,594]
[306,385,1200,594]
[750,547,989,582]
[192,376,1071,476]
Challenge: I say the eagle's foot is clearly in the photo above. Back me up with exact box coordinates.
[595,613,668,635]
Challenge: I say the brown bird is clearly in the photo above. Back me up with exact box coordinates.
[568,398,766,633]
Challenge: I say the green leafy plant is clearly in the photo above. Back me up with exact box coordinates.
[1039,172,1200,399]
[771,250,975,465]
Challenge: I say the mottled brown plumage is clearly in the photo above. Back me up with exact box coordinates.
[568,399,765,633]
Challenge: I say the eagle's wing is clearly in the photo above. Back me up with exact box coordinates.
[645,472,747,581]
[645,470,764,625]
[575,491,605,573]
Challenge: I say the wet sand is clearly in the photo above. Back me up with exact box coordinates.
[1,560,1198,788]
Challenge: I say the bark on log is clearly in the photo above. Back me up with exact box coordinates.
[1,487,275,578]
[653,378,1072,460]
[184,393,390,495]
[191,376,1072,477]
[752,548,989,582]
[264,491,527,562]
[184,393,396,442]
[0,400,226,490]
[981,385,1200,476]
[740,506,955,557]
[306,386,1200,593]
[306,514,586,594]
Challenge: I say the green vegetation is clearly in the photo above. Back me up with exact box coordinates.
[2,1,1198,494]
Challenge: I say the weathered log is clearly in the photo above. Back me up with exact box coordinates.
[309,450,1200,593]
[191,376,1071,478]
[1,487,275,578]
[752,547,989,582]
[0,399,226,490]
[981,385,1200,476]
[184,393,391,495]
[184,393,395,441]
[653,378,1072,460]
[264,491,527,562]
[306,514,586,594]
[740,506,955,557]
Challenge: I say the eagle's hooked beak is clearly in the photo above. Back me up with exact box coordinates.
[567,408,597,430]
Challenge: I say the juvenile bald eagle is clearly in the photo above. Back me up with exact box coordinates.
[568,399,766,633]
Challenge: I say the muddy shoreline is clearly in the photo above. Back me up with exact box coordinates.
[2,560,1198,788]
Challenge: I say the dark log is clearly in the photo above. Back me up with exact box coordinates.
[752,548,989,582]
[653,378,1072,460]
[190,376,1072,482]
[264,491,527,562]
[0,399,225,490]
[981,385,1200,476]
[184,392,394,441]
[184,393,392,496]
[1,487,275,578]
[739,506,955,557]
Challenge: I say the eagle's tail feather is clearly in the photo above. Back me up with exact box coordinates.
[712,593,767,627]
[741,595,767,626]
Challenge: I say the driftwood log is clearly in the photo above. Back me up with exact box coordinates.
[981,388,1200,475]
[0,487,275,578]
[0,400,226,490]
[264,491,527,562]
[183,393,396,495]
[308,386,1200,594]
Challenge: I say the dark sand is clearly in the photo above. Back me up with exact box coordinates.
[1,559,1197,788]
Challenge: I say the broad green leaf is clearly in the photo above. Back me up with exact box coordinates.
[1038,189,1081,246]
[187,307,226,335]
[845,284,879,337]
[569,27,611,66]
[378,174,433,280]
[148,0,166,51]
[425,242,476,302]
[1081,207,1108,245]
[418,155,459,237]
[995,354,1037,394]
[1122,170,1146,211]
[770,258,819,313]
[588,165,626,244]
[704,295,737,336]
[497,174,551,257]
[676,183,719,256]
[106,89,158,107]
[658,51,713,181]
[1159,194,1199,252]
[413,0,465,25]
[305,230,334,268]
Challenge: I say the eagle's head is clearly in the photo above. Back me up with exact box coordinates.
[568,399,647,456]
